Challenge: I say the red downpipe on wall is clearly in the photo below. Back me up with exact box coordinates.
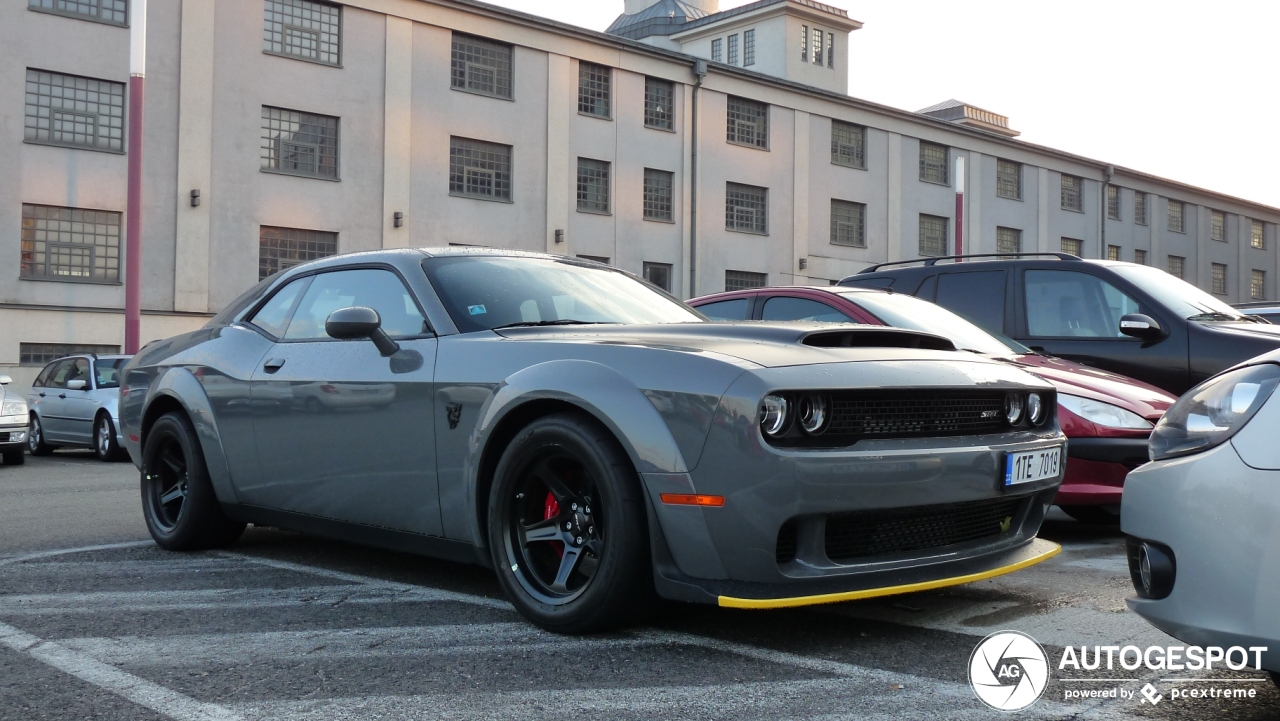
[124,0,146,354]
[954,156,965,261]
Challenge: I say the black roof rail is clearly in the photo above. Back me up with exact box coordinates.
[855,252,1082,275]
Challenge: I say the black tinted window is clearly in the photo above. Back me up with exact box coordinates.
[935,271,1006,334]
[1025,270,1139,338]
[761,297,854,323]
[841,277,894,289]
[697,299,751,321]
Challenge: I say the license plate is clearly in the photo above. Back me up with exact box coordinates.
[1005,447,1062,486]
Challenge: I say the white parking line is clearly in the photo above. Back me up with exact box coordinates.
[0,541,154,568]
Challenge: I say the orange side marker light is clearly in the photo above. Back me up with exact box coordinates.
[659,494,725,507]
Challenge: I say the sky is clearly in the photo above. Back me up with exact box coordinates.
[484,0,1280,209]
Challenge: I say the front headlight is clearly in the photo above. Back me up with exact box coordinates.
[1,399,27,417]
[1149,363,1280,461]
[1059,394,1153,430]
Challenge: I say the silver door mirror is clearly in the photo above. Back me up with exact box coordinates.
[1119,313,1165,341]
[0,375,11,385]
[67,379,88,391]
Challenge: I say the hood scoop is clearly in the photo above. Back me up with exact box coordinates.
[802,328,955,351]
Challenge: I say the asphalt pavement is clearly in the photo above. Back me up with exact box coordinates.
[1,450,1277,720]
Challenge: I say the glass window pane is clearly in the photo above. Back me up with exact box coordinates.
[259,226,337,280]
[249,277,308,338]
[577,62,611,117]
[697,298,750,320]
[643,168,674,221]
[24,69,125,151]
[726,96,768,149]
[726,183,767,234]
[284,269,425,340]
[20,203,121,281]
[577,158,611,213]
[260,106,339,179]
[450,34,512,99]
[761,297,853,323]
[935,271,1006,334]
[919,142,948,184]
[263,0,340,65]
[449,137,512,201]
[1024,270,1139,338]
[725,270,766,291]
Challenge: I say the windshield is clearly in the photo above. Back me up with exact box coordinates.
[1107,264,1247,320]
[836,291,1017,355]
[423,256,704,333]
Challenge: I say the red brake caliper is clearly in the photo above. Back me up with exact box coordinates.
[544,492,564,558]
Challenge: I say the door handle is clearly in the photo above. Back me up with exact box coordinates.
[38,392,45,397]
[262,358,286,373]
[58,393,67,399]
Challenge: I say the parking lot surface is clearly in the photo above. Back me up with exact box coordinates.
[2,451,1277,720]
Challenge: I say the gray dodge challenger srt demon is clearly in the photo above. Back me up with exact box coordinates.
[119,248,1065,632]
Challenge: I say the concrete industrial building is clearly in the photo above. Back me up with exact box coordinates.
[2,0,1278,389]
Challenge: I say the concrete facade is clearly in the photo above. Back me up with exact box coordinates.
[2,0,1279,391]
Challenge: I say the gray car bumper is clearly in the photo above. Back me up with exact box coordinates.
[1,422,27,451]
[1122,441,1280,673]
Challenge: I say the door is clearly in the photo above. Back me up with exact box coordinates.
[29,360,71,440]
[243,267,441,536]
[41,358,91,441]
[62,357,99,443]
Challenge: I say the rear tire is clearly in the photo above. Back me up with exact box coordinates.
[27,415,54,456]
[487,412,655,633]
[1059,504,1122,525]
[2,450,23,466]
[141,412,245,550]
[94,415,124,462]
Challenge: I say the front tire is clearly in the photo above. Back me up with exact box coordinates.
[141,412,245,550]
[94,415,123,462]
[1059,504,1122,525]
[487,412,654,633]
[2,450,23,466]
[27,415,54,456]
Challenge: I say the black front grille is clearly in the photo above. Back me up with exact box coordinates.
[776,520,798,563]
[823,496,1024,563]
[825,390,1007,438]
[0,432,10,442]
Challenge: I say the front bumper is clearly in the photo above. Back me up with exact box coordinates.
[1122,441,1280,673]
[1056,437,1149,506]
[0,422,27,451]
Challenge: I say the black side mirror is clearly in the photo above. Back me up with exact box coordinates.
[1119,313,1165,341]
[326,306,400,357]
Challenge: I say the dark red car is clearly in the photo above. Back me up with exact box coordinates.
[690,286,1175,523]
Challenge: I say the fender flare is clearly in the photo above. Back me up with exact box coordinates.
[141,367,238,504]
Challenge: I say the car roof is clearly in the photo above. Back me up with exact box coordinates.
[691,285,893,303]
[841,255,1150,284]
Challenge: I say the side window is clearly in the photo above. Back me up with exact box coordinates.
[696,298,751,321]
[248,277,309,338]
[94,359,126,389]
[44,360,72,389]
[841,277,894,289]
[935,271,1007,334]
[1025,270,1140,338]
[760,296,855,323]
[284,268,428,340]
[65,358,90,386]
[33,362,57,388]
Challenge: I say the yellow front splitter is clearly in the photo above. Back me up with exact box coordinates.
[718,539,1062,609]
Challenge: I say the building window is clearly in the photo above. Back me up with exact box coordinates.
[20,343,121,366]
[260,106,339,179]
[28,0,127,25]
[1061,175,1083,212]
[644,77,674,130]
[1211,263,1228,295]
[450,34,513,99]
[24,69,125,153]
[643,168,674,222]
[1060,237,1083,257]
[828,32,835,68]
[996,227,1021,257]
[831,121,866,169]
[1252,219,1265,249]
[919,142,948,185]
[831,200,866,247]
[1167,200,1185,233]
[1107,186,1120,219]
[577,158,611,214]
[578,62,611,118]
[1252,269,1266,300]
[726,183,768,234]
[726,270,767,291]
[263,0,341,66]
[259,226,337,280]
[743,29,756,66]
[728,34,739,65]
[1107,245,1120,261]
[644,262,672,292]
[1134,249,1147,265]
[996,159,1021,200]
[1211,210,1226,241]
[800,26,808,61]
[1134,192,1148,225]
[726,96,768,149]
[918,214,948,257]
[20,204,120,283]
[449,137,512,201]
[1167,255,1185,279]
[812,26,824,65]
[711,38,722,62]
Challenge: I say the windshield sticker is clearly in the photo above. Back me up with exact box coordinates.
[468,305,487,316]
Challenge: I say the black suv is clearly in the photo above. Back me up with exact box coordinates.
[840,253,1280,395]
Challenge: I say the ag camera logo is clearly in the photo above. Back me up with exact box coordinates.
[969,630,1050,711]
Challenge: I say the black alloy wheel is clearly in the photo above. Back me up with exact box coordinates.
[489,412,654,633]
[94,415,123,462]
[27,415,54,456]
[141,412,245,550]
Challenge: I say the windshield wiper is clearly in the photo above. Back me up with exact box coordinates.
[490,320,616,330]
[1187,312,1258,323]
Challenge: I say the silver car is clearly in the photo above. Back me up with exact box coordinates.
[26,354,131,462]
[0,375,29,466]
[1123,348,1280,686]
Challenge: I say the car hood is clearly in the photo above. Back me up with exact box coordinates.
[1004,353,1174,420]
[1196,320,1280,340]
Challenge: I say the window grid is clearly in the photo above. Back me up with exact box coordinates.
[1061,175,1083,211]
[1134,249,1147,265]
[726,96,768,149]
[1060,237,1083,257]
[830,200,866,247]
[577,158,611,214]
[263,0,341,66]
[828,32,835,68]
[996,159,1021,199]
[1167,255,1185,279]
[800,26,808,61]
[1211,210,1226,241]
[643,262,672,292]
[1134,192,1148,225]
[918,214,948,257]
[726,270,767,292]
[643,168,674,222]
[1252,269,1266,300]
[258,226,337,280]
[260,106,339,179]
[1211,263,1227,295]
[919,142,948,185]
[20,204,120,282]
[831,121,866,169]
[711,38,722,62]
[449,137,512,201]
[1167,200,1185,233]
[1107,186,1120,219]
[644,77,674,130]
[726,183,768,234]
[1252,220,1265,249]
[19,343,120,366]
[812,26,823,65]
[996,227,1021,257]
[728,34,739,65]
[450,34,512,99]
[578,62,611,117]
[24,69,125,152]
[743,29,756,66]
[28,0,127,25]
[1107,245,1121,261]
